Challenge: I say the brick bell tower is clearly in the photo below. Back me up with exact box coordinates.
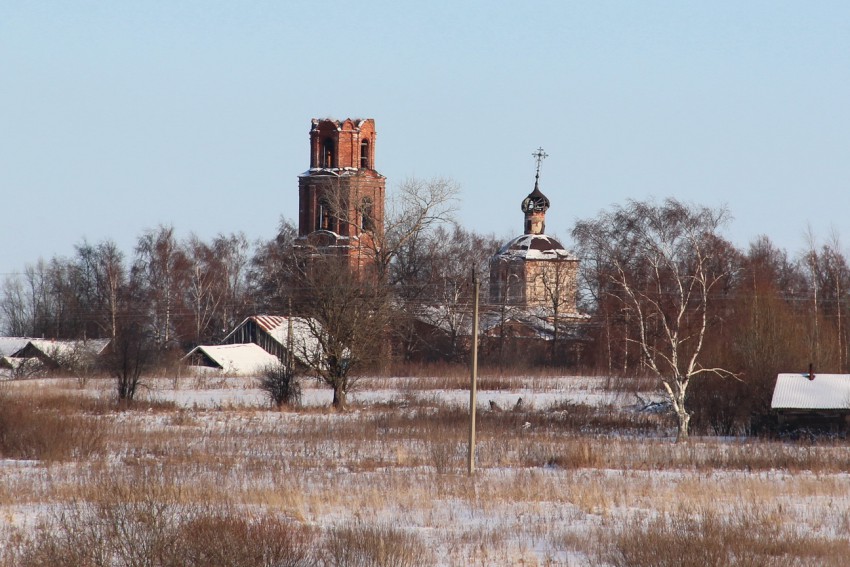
[297,118,385,271]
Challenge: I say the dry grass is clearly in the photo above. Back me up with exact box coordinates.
[0,392,107,461]
[0,377,848,565]
[596,507,850,567]
[4,475,315,567]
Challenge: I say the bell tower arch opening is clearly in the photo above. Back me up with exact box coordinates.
[360,139,371,169]
[321,138,335,168]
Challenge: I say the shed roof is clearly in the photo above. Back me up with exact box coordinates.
[771,373,850,410]
[185,344,280,376]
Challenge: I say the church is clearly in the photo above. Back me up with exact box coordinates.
[488,149,581,317]
[295,118,385,272]
[294,118,583,328]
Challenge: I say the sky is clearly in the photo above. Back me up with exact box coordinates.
[2,1,850,277]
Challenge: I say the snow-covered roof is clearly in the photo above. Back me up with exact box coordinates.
[223,316,323,365]
[414,305,585,340]
[494,234,577,261]
[0,337,31,357]
[185,344,280,376]
[771,373,850,410]
[21,339,110,359]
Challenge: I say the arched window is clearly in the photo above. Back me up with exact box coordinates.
[360,197,374,232]
[321,139,335,168]
[360,139,370,169]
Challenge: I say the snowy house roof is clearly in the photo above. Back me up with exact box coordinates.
[17,339,110,360]
[494,234,577,262]
[771,373,850,410]
[0,337,31,357]
[184,344,280,376]
[27,338,110,357]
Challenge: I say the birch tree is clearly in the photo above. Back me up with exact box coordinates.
[75,239,126,340]
[573,198,736,441]
[132,226,189,350]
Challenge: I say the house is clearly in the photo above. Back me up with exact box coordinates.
[0,337,31,358]
[0,337,37,378]
[771,373,850,431]
[183,343,280,376]
[11,339,111,371]
[220,315,324,367]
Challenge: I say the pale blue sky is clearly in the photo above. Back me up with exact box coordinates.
[2,1,850,276]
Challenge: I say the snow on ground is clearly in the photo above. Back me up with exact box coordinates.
[135,374,645,411]
[4,373,843,565]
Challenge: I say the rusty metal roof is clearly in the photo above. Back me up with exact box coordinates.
[249,315,287,333]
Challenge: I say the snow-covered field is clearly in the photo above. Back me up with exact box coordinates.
[1,374,848,566]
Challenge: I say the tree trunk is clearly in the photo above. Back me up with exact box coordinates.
[666,379,691,442]
[332,382,347,410]
[675,407,690,442]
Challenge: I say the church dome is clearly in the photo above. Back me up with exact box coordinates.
[521,185,550,214]
[495,234,575,261]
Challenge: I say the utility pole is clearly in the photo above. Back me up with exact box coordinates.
[468,269,480,476]
[287,298,294,371]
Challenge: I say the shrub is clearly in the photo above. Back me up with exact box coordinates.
[320,523,431,567]
[260,362,302,408]
[5,486,316,567]
[598,508,850,567]
[174,513,314,567]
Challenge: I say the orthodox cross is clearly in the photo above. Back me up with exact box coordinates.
[532,147,548,184]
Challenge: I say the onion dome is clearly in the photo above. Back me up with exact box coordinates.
[521,184,550,214]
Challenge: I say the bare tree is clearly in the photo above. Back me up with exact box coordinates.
[294,254,390,410]
[106,274,156,405]
[185,235,222,344]
[799,229,850,372]
[132,225,190,350]
[211,232,251,337]
[75,239,126,340]
[406,225,495,361]
[536,253,580,364]
[573,198,736,441]
[247,218,300,313]
[321,176,460,280]
[1,274,30,336]
[375,177,460,278]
